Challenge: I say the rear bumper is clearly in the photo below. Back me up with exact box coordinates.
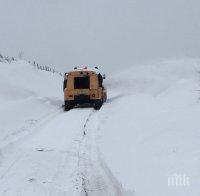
[74,94,90,101]
[64,89,102,100]
[65,95,100,105]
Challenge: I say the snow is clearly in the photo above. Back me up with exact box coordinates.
[0,58,200,195]
[0,60,63,148]
[97,59,200,196]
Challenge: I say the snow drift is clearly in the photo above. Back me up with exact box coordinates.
[0,60,63,148]
[98,59,200,196]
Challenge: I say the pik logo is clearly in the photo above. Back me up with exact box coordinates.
[167,174,190,187]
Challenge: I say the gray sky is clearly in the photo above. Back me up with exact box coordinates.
[0,0,200,72]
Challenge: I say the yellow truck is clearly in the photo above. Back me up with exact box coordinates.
[63,67,107,111]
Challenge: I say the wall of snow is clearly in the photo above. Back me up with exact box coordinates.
[97,58,200,196]
[0,60,63,148]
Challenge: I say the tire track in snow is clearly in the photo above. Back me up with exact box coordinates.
[78,110,128,196]
[0,107,81,196]
[0,153,23,181]
[0,107,63,190]
[0,106,63,150]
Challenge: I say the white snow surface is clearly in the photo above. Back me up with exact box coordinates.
[0,59,200,196]
[99,59,200,196]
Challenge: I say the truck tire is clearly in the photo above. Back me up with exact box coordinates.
[94,100,103,110]
[64,101,73,111]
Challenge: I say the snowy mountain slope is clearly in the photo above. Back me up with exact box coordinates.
[97,59,200,196]
[0,60,63,148]
[0,58,200,196]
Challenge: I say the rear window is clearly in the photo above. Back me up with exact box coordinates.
[74,76,90,89]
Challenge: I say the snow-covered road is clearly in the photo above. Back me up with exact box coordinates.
[78,110,126,196]
[0,60,129,196]
[1,59,200,196]
[0,107,127,196]
[0,108,88,195]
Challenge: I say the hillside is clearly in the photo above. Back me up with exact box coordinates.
[99,59,200,196]
[0,60,63,148]
[0,59,200,196]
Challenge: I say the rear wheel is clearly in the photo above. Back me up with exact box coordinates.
[94,99,103,110]
[64,101,73,111]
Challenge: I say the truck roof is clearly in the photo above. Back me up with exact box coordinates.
[65,67,103,76]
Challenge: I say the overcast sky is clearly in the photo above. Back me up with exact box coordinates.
[0,0,200,72]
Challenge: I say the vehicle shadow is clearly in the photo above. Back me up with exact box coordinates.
[106,94,124,103]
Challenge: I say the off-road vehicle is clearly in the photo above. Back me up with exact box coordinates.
[63,67,107,111]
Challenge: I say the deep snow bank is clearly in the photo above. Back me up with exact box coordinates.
[0,60,63,148]
[97,59,200,196]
